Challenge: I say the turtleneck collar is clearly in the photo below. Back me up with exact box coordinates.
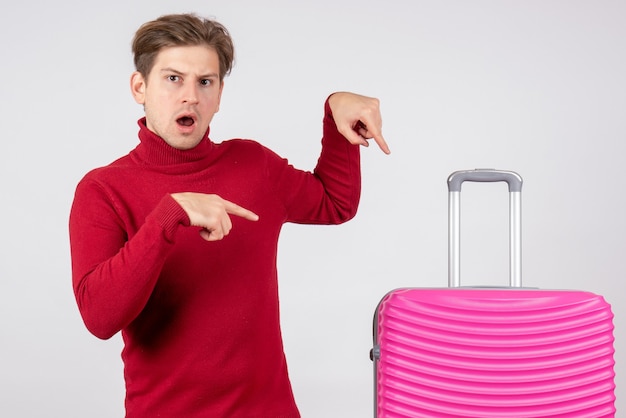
[130,117,214,173]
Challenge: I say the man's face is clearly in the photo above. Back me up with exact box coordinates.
[131,45,223,150]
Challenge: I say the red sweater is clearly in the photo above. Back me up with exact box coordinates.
[69,100,360,417]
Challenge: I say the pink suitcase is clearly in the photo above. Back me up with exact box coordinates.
[371,169,616,417]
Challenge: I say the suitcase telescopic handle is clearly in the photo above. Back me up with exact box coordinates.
[447,169,523,288]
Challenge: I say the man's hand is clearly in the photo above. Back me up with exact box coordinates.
[328,92,390,154]
[171,192,259,241]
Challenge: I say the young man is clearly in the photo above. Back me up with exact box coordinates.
[69,13,389,417]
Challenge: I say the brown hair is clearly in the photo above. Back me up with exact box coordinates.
[132,13,234,80]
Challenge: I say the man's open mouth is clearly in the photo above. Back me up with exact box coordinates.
[177,116,195,127]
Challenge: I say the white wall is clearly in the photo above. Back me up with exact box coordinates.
[1,0,624,416]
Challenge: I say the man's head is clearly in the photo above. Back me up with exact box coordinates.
[132,13,234,81]
[130,14,234,150]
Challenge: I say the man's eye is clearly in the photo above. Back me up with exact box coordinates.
[168,75,180,82]
[200,79,212,86]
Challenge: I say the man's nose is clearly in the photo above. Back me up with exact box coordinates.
[182,84,200,104]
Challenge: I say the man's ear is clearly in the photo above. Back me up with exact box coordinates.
[130,71,146,104]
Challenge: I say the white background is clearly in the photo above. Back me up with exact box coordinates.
[1,0,624,416]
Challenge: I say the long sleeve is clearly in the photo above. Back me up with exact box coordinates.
[268,99,362,225]
[69,182,188,339]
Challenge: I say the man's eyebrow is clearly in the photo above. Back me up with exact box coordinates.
[160,67,184,75]
[160,68,219,79]
[198,72,220,79]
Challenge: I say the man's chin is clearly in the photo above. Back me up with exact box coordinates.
[162,133,204,150]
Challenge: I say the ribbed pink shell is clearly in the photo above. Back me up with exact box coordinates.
[375,289,615,417]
